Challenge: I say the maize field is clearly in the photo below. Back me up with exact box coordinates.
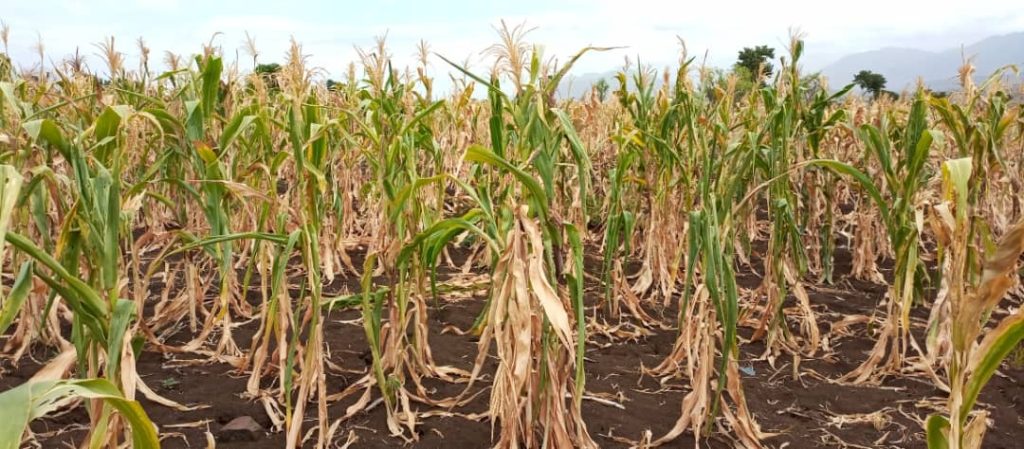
[1,24,1024,449]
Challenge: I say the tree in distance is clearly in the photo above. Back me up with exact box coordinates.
[735,45,776,82]
[853,70,887,99]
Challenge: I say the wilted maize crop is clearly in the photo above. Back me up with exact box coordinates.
[0,24,1023,449]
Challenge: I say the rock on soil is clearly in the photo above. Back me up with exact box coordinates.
[217,416,264,442]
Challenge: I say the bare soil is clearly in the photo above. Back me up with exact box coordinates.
[2,241,1022,449]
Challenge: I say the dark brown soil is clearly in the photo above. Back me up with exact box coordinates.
[2,241,1023,449]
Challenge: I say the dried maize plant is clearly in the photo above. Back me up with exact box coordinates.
[5,21,1024,449]
[841,91,939,382]
[742,38,826,358]
[322,63,373,269]
[600,64,667,323]
[646,65,705,309]
[396,144,593,447]
[0,82,65,359]
[645,134,765,447]
[627,71,685,312]
[478,205,591,448]
[800,77,854,284]
[848,195,888,284]
[409,33,601,444]
[279,43,334,448]
[134,56,275,367]
[922,64,1021,372]
[168,53,250,358]
[323,39,462,442]
[930,65,1021,236]
[925,157,1024,449]
[843,100,891,284]
[600,55,702,324]
[1,68,169,445]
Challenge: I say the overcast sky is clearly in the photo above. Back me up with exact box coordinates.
[4,0,1024,83]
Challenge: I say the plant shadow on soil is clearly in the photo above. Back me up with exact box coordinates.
[2,240,1022,449]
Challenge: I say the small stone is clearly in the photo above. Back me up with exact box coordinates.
[217,416,264,442]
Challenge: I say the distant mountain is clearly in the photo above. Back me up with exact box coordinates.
[559,71,614,99]
[820,32,1024,92]
[559,69,670,100]
[557,32,1024,98]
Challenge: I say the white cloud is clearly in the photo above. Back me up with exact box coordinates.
[3,0,1022,82]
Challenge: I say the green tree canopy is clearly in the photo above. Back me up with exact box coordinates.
[592,78,609,102]
[734,45,775,81]
[253,63,281,90]
[254,63,281,74]
[853,70,887,98]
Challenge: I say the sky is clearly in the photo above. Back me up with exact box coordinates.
[3,0,1024,87]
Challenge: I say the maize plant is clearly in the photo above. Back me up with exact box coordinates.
[925,158,1024,449]
[841,90,939,382]
[0,23,1022,449]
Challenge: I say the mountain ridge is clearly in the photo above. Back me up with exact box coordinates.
[820,31,1024,92]
[558,32,1024,98]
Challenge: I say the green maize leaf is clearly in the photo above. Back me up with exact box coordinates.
[903,93,929,160]
[390,175,446,222]
[125,150,175,198]
[32,268,107,344]
[142,107,184,135]
[287,105,307,173]
[184,100,203,141]
[166,231,289,259]
[91,107,133,171]
[111,87,167,109]
[96,166,121,296]
[398,210,499,267]
[154,68,188,81]
[359,253,391,404]
[0,376,32,449]
[0,82,31,118]
[543,46,619,98]
[487,80,506,156]
[22,119,69,156]
[465,144,550,221]
[738,158,888,232]
[435,53,504,99]
[398,99,444,136]
[0,379,160,449]
[565,224,586,404]
[906,129,939,190]
[941,157,972,219]
[0,165,23,263]
[0,262,34,336]
[321,293,368,311]
[93,106,129,143]
[925,414,950,449]
[219,113,257,151]
[820,83,856,106]
[198,55,223,119]
[801,159,890,227]
[23,96,73,120]
[5,232,109,319]
[106,299,136,378]
[859,124,895,186]
[552,108,592,195]
[962,312,1024,421]
[337,109,380,147]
